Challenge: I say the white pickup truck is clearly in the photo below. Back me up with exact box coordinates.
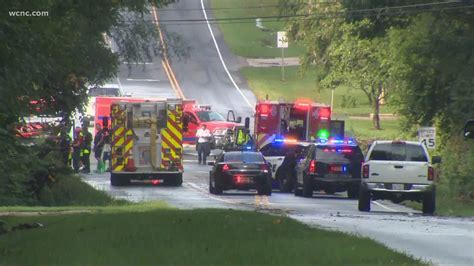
[359,140,441,214]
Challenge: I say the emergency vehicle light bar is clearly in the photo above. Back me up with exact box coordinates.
[274,137,297,143]
[316,137,357,145]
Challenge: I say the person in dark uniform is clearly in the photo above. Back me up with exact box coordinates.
[72,127,83,173]
[81,125,92,173]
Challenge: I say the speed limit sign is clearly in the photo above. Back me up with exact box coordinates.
[419,127,436,149]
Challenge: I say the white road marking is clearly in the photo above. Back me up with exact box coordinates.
[372,200,399,212]
[200,0,253,109]
[185,182,238,205]
[126,78,161,82]
[121,62,154,65]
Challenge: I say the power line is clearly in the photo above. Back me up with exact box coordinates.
[156,5,474,26]
[122,1,473,26]
[154,0,465,23]
[156,1,339,12]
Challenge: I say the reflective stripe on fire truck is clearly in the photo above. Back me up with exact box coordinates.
[123,129,134,169]
[161,104,183,170]
[111,104,126,171]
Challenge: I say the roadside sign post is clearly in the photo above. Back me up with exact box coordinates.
[419,127,436,149]
[277,31,288,81]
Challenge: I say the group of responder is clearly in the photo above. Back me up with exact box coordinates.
[195,124,255,165]
[60,123,110,173]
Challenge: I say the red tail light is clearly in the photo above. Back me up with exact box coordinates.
[222,164,230,172]
[428,166,434,181]
[309,160,316,173]
[260,164,269,173]
[362,164,369,178]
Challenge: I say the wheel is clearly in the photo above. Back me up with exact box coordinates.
[302,175,313,198]
[111,174,129,186]
[347,188,359,199]
[265,179,273,196]
[358,185,371,212]
[209,174,215,194]
[173,173,183,186]
[422,188,436,215]
[110,173,121,186]
[293,181,303,197]
[209,174,223,195]
[277,173,293,193]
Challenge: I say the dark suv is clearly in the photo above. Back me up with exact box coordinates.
[294,140,364,198]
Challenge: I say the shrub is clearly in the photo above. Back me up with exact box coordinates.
[439,136,474,200]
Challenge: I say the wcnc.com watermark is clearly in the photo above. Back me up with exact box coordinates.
[9,10,49,17]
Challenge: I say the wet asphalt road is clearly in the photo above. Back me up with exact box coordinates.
[89,1,474,264]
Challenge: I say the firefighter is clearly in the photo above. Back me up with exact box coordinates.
[72,127,83,173]
[81,125,93,173]
[196,124,212,165]
[102,128,111,172]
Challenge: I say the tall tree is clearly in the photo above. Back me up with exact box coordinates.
[322,20,390,129]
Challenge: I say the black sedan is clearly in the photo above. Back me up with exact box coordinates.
[209,151,272,195]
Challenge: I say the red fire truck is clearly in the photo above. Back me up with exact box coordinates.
[254,99,344,148]
[182,100,242,148]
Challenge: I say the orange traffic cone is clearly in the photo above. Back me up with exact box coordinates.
[125,152,137,172]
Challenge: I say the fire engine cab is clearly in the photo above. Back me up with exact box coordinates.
[254,99,343,148]
[254,99,345,192]
[182,100,242,148]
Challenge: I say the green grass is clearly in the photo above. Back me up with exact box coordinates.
[345,119,403,140]
[241,66,394,116]
[0,208,422,266]
[211,0,304,58]
[36,174,129,206]
[403,183,474,217]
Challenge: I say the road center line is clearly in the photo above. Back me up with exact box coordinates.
[200,0,253,109]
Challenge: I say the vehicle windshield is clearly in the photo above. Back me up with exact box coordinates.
[369,143,428,162]
[196,111,225,122]
[88,87,121,97]
[315,145,362,162]
[223,152,264,163]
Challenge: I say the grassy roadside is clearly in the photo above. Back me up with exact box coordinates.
[240,66,394,116]
[403,183,474,217]
[0,208,423,265]
[211,0,304,58]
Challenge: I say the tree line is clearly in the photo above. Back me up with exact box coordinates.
[280,0,474,134]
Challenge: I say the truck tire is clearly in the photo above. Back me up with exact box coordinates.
[277,174,293,193]
[302,175,313,198]
[294,182,303,197]
[110,173,121,186]
[265,179,273,196]
[209,175,223,195]
[111,174,129,186]
[347,188,359,199]
[422,188,436,215]
[174,173,183,186]
[358,185,371,212]
[164,174,182,186]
